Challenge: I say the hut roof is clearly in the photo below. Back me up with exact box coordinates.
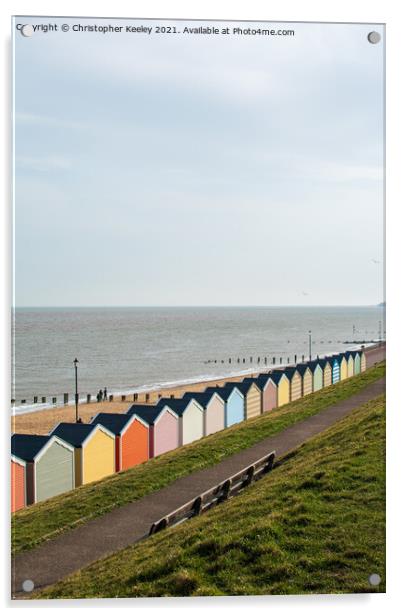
[11,434,50,462]
[155,397,202,417]
[296,364,312,376]
[269,370,289,384]
[51,423,98,447]
[204,383,243,401]
[182,390,222,408]
[126,404,171,425]
[91,413,133,435]
[283,367,298,379]
[327,356,340,366]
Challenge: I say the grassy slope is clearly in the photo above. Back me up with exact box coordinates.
[39,394,386,598]
[12,363,385,555]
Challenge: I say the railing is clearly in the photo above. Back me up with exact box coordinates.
[149,450,275,536]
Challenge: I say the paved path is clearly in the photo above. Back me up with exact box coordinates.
[364,343,386,368]
[12,374,385,598]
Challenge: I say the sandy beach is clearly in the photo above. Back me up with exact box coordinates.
[12,344,384,436]
[11,371,262,435]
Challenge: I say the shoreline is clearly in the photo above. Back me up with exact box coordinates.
[11,343,381,436]
[11,370,266,436]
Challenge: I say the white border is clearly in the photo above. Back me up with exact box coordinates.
[2,1,401,614]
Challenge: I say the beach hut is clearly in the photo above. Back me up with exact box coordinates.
[337,354,348,380]
[126,404,179,458]
[354,351,362,374]
[351,351,361,374]
[318,358,332,388]
[51,423,115,487]
[360,349,367,372]
[11,455,26,512]
[205,383,245,427]
[269,370,291,406]
[253,373,279,413]
[182,390,225,436]
[327,356,340,384]
[283,367,302,402]
[156,397,204,446]
[11,434,75,505]
[345,351,355,378]
[307,360,324,391]
[296,364,313,397]
[234,379,262,419]
[91,412,149,472]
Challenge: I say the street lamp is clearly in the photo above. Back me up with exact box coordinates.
[73,358,79,423]
[308,331,312,361]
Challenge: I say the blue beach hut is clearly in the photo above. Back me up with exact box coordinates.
[328,356,340,384]
[205,383,245,428]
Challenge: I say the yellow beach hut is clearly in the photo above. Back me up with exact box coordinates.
[338,354,348,381]
[345,351,355,378]
[318,358,332,388]
[360,349,367,372]
[51,423,115,487]
[283,367,302,401]
[270,370,291,406]
[238,378,263,419]
[296,364,313,397]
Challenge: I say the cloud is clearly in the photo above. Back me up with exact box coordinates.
[16,155,72,172]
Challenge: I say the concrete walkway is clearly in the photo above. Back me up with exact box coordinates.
[12,374,385,598]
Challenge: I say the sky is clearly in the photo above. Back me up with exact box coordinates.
[13,17,384,306]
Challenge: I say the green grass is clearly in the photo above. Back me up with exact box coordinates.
[38,393,386,598]
[12,362,385,555]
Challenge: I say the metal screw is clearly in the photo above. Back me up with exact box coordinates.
[22,579,34,592]
[367,31,381,44]
[368,573,381,586]
[21,25,34,37]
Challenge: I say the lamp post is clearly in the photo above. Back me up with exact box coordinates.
[74,358,79,422]
[308,331,312,361]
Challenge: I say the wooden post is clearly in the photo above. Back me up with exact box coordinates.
[273,357,276,365]
[86,394,91,404]
[21,399,26,404]
[294,354,297,364]
[109,394,113,402]
[64,393,69,405]
[33,396,38,404]
[121,395,126,402]
[41,396,46,404]
[52,397,57,404]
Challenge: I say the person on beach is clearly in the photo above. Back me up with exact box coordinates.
[103,387,107,400]
[97,390,103,403]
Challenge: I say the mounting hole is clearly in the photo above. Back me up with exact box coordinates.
[368,573,381,586]
[367,31,381,44]
[21,25,34,37]
[22,579,34,592]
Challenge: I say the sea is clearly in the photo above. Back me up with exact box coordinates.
[11,306,384,415]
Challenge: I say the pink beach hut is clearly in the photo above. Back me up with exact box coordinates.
[126,404,179,459]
